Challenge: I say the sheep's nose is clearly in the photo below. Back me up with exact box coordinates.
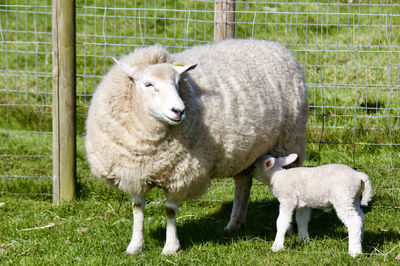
[171,107,185,118]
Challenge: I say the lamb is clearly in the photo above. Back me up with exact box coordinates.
[253,153,373,257]
[85,39,308,255]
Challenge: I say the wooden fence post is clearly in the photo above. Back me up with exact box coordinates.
[52,0,76,203]
[214,0,236,42]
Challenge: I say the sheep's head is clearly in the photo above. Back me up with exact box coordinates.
[254,154,298,184]
[113,57,197,125]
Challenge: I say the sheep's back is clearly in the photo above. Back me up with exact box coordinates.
[173,40,308,177]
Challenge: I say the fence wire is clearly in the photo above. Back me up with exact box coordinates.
[0,1,52,196]
[1,0,399,207]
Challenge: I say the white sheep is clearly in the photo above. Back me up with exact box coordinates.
[253,154,373,257]
[85,39,308,255]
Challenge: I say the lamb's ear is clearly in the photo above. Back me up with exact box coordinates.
[277,154,298,167]
[113,57,137,79]
[172,62,197,75]
[264,157,275,170]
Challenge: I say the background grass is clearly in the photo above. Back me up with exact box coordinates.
[1,188,400,264]
[1,0,400,264]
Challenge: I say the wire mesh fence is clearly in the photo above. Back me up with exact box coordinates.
[0,0,399,207]
[0,1,53,196]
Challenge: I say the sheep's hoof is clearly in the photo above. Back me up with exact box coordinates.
[297,236,310,243]
[162,242,180,255]
[297,231,310,243]
[224,219,244,231]
[126,245,143,255]
[271,244,284,252]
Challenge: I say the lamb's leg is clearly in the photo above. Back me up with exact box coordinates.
[296,207,311,242]
[162,201,180,255]
[224,173,252,231]
[126,195,145,255]
[334,204,365,257]
[272,202,295,252]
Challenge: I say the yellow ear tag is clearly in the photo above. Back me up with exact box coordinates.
[172,62,184,66]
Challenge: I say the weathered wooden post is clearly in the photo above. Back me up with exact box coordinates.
[52,0,76,203]
[214,0,236,42]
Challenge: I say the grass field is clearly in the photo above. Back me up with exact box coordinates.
[1,185,400,264]
[1,0,400,264]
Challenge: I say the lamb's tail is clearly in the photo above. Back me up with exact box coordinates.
[360,173,373,207]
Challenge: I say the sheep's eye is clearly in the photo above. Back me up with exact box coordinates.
[144,82,153,88]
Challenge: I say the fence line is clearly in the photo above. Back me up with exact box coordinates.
[0,1,52,197]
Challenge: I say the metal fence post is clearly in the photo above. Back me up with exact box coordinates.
[52,0,76,203]
[214,0,236,42]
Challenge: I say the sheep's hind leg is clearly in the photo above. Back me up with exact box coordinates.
[272,203,295,252]
[296,207,311,242]
[162,201,180,255]
[334,204,364,257]
[224,172,252,231]
[126,195,146,255]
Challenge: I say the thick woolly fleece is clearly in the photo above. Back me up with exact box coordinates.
[86,39,308,203]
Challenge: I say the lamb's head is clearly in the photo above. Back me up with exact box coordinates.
[254,154,298,184]
[113,57,197,125]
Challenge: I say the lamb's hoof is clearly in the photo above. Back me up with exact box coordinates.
[162,242,180,255]
[271,244,284,252]
[224,219,244,231]
[126,244,143,255]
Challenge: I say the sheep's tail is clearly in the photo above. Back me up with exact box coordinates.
[360,173,373,207]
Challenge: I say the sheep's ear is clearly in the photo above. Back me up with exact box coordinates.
[264,158,275,170]
[172,62,197,75]
[277,154,298,167]
[113,57,137,79]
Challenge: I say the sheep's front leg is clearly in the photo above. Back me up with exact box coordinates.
[296,207,311,242]
[225,173,252,231]
[126,195,145,255]
[162,201,180,255]
[272,203,295,252]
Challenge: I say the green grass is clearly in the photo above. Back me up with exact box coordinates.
[1,0,400,264]
[1,185,400,264]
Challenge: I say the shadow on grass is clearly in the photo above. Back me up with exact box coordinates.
[149,199,400,253]
[363,229,400,255]
[149,200,280,250]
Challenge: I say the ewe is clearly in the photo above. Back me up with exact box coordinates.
[253,154,373,257]
[85,40,308,254]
